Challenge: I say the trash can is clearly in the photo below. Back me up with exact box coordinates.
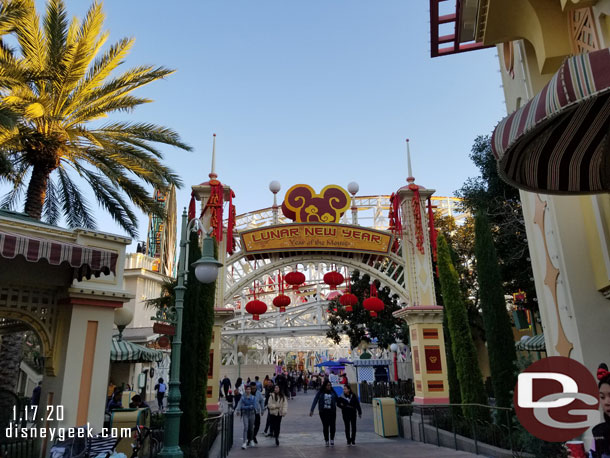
[372,398,398,437]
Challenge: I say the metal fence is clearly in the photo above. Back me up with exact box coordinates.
[182,411,233,458]
[399,403,518,454]
[358,380,414,404]
[0,438,37,458]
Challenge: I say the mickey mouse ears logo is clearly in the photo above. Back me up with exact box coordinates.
[281,184,350,223]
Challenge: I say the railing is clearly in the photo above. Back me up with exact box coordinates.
[182,411,233,458]
[0,437,37,458]
[358,380,414,404]
[396,403,562,456]
[219,410,233,458]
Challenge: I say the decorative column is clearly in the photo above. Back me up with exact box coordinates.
[393,139,449,404]
[207,308,234,412]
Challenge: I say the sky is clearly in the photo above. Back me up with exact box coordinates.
[4,0,507,247]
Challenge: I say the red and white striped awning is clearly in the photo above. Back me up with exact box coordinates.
[492,48,610,194]
[0,230,118,281]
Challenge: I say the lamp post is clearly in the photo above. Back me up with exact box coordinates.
[390,343,399,382]
[237,351,244,379]
[158,209,223,458]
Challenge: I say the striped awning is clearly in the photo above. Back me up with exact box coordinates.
[515,334,546,352]
[492,48,610,194]
[0,230,118,281]
[110,338,164,363]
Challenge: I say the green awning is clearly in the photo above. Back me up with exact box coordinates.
[111,338,164,362]
[515,334,546,352]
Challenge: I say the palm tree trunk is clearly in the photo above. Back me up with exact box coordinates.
[0,333,25,392]
[24,163,51,220]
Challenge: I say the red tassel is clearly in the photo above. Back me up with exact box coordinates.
[188,193,196,221]
[226,190,236,255]
[427,198,438,274]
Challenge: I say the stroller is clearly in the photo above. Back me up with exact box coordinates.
[50,429,119,458]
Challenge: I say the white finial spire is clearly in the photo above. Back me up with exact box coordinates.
[209,133,217,180]
[406,138,415,184]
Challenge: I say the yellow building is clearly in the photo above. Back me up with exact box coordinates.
[0,209,133,455]
[439,0,610,400]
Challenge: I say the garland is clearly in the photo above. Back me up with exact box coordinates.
[409,184,425,254]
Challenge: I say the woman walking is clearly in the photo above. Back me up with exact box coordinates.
[154,378,167,412]
[267,385,288,446]
[233,377,244,409]
[337,385,362,445]
[236,385,256,449]
[309,380,339,446]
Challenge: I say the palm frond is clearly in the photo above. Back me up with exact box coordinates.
[15,0,46,73]
[0,162,30,208]
[56,166,96,229]
[41,174,59,225]
[96,122,192,151]
[43,0,68,78]
[80,169,138,237]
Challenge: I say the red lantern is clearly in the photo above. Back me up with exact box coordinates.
[363,297,384,317]
[272,294,290,313]
[323,271,344,290]
[284,271,306,290]
[339,293,358,312]
[246,299,267,320]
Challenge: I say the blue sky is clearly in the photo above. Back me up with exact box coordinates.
[6,0,507,245]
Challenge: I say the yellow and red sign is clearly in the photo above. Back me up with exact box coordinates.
[240,223,392,255]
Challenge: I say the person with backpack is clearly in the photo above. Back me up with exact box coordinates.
[309,380,339,446]
[154,378,167,412]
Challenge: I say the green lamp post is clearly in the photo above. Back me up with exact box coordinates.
[158,209,223,458]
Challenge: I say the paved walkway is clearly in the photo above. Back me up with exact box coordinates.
[228,390,478,457]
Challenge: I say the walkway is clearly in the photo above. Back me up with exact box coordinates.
[229,389,478,457]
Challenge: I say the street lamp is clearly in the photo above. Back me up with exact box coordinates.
[390,343,399,382]
[158,209,223,458]
[237,351,244,379]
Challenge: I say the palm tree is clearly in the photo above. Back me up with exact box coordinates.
[0,0,190,236]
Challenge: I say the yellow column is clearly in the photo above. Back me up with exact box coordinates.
[206,309,234,412]
[399,306,449,404]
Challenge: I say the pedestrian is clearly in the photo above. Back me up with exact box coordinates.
[337,385,362,446]
[254,375,263,392]
[154,378,167,411]
[234,377,244,409]
[591,363,610,457]
[129,394,149,409]
[106,391,123,413]
[31,382,42,406]
[236,385,256,449]
[225,390,234,411]
[221,374,231,397]
[309,380,339,446]
[267,384,287,446]
[249,382,265,445]
[263,383,273,436]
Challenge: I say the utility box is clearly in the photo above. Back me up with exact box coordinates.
[372,398,398,437]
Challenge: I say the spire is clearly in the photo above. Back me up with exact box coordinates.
[406,138,415,184]
[209,133,217,180]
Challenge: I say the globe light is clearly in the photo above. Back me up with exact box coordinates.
[191,234,223,284]
[269,180,281,194]
[347,182,359,195]
[114,306,134,327]
[390,343,399,352]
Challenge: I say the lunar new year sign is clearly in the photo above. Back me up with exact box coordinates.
[240,223,392,255]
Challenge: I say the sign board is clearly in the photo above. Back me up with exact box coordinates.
[153,322,175,336]
[240,223,392,255]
